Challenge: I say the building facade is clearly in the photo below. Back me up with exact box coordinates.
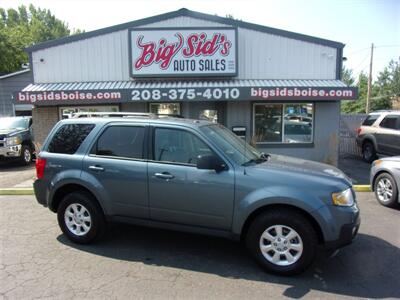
[0,69,33,117]
[14,8,357,165]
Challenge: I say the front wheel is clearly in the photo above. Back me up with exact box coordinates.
[374,173,399,208]
[57,192,106,244]
[246,209,317,275]
[19,145,32,165]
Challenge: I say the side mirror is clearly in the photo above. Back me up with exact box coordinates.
[196,155,226,172]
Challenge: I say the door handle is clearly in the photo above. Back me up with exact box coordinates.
[89,165,105,172]
[154,172,174,180]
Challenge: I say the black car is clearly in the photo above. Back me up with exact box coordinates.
[0,116,35,165]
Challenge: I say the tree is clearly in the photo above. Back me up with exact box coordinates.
[0,4,82,75]
[341,66,355,86]
[341,60,399,114]
[374,59,400,109]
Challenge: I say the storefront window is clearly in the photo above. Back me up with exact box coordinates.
[199,109,218,123]
[150,103,180,116]
[253,103,313,144]
[59,106,119,119]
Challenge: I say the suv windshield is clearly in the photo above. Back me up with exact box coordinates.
[0,118,29,130]
[200,124,265,165]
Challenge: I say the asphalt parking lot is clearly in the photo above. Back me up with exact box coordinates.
[0,161,35,188]
[0,193,399,300]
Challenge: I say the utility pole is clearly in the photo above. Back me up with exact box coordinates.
[366,43,374,113]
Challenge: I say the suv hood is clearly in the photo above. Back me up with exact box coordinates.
[0,128,26,137]
[249,154,352,186]
[379,156,400,162]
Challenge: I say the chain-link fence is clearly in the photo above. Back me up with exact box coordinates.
[340,114,367,157]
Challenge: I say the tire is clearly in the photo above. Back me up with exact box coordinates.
[362,141,377,163]
[19,145,32,165]
[57,191,106,244]
[245,209,317,276]
[374,173,399,208]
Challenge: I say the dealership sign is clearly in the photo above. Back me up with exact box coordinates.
[14,86,358,106]
[129,27,238,77]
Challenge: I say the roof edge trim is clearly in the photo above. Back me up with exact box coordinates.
[0,69,30,80]
[25,8,344,53]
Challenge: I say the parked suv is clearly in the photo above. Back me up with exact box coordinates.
[34,114,360,275]
[356,111,400,162]
[0,116,34,165]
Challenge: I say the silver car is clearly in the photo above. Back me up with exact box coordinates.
[356,111,400,162]
[370,156,400,208]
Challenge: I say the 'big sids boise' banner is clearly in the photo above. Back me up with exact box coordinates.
[129,27,237,77]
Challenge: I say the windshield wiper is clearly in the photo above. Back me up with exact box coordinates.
[242,153,270,166]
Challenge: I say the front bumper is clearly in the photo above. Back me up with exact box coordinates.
[0,145,22,158]
[324,206,361,250]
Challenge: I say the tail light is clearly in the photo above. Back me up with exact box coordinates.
[356,128,362,136]
[36,158,47,179]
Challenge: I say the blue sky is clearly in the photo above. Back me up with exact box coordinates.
[2,0,399,81]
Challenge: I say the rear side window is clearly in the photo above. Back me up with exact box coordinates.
[362,114,380,126]
[48,124,95,154]
[94,126,145,159]
[380,115,400,130]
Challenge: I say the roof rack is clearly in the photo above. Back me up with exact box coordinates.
[71,112,157,118]
[372,110,399,113]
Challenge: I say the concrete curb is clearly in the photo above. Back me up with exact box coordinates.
[0,188,34,195]
[353,185,372,192]
[0,185,372,196]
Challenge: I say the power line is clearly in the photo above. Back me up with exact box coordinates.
[346,44,400,56]
[351,52,370,72]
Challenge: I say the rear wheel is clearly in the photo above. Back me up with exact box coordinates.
[374,173,399,208]
[57,191,106,244]
[362,141,377,163]
[245,209,317,275]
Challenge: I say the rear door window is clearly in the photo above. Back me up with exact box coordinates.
[380,115,400,130]
[48,124,95,154]
[93,126,145,159]
[362,114,380,126]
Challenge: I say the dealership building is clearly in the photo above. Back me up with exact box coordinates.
[14,8,357,165]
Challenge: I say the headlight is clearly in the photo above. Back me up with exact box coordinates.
[6,136,22,146]
[332,188,354,206]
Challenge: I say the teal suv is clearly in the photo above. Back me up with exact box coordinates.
[34,114,360,275]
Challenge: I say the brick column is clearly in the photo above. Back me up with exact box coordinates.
[32,106,59,149]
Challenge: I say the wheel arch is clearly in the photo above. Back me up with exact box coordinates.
[50,183,104,215]
[240,204,324,245]
[362,136,377,151]
[371,170,395,192]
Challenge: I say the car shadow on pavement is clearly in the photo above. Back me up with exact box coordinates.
[58,225,400,299]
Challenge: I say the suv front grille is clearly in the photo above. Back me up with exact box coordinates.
[0,135,5,148]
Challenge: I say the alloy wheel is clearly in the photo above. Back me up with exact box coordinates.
[377,178,393,202]
[259,225,303,266]
[64,203,92,236]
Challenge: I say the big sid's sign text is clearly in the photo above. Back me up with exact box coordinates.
[129,27,237,77]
